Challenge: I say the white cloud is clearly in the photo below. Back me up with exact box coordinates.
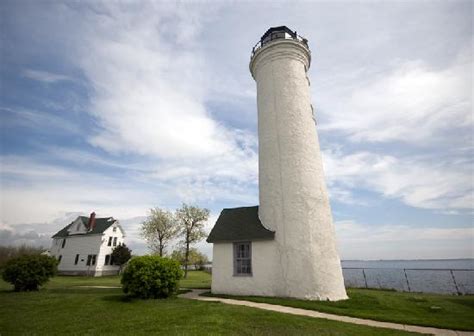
[69,3,245,161]
[323,149,473,210]
[319,49,472,144]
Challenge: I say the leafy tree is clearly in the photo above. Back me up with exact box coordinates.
[2,254,57,291]
[0,245,46,269]
[190,249,209,270]
[111,243,132,272]
[175,204,209,278]
[170,248,186,265]
[171,248,209,271]
[121,256,183,299]
[140,208,178,256]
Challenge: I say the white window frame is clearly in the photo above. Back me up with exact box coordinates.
[233,241,252,276]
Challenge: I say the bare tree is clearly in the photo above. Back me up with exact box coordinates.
[140,208,177,256]
[176,204,209,278]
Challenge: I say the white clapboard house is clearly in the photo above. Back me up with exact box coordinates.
[49,212,125,276]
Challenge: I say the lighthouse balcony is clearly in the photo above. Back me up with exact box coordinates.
[251,26,308,58]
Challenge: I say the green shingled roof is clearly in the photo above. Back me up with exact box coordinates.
[207,206,275,243]
[52,216,117,238]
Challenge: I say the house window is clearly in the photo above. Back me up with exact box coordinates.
[108,237,112,246]
[105,255,110,265]
[58,255,62,264]
[113,237,117,246]
[75,254,80,265]
[113,227,117,232]
[86,254,97,266]
[233,242,252,276]
[61,239,66,248]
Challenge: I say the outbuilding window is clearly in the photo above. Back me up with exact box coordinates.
[233,242,252,276]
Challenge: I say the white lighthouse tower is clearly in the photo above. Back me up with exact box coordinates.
[207,26,347,301]
[250,26,347,300]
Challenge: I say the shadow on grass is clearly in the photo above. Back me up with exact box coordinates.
[101,289,192,303]
[102,294,136,303]
[45,287,122,296]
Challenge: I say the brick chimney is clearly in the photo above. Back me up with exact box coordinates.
[88,212,96,231]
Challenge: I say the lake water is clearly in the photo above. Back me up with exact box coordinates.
[341,259,474,295]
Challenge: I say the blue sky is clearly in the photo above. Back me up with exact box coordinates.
[0,1,472,260]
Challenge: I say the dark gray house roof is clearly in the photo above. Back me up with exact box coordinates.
[52,216,117,238]
[207,206,275,243]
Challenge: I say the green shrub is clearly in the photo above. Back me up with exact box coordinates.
[2,254,58,291]
[121,255,183,299]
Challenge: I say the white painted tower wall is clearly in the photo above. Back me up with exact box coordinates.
[250,38,347,300]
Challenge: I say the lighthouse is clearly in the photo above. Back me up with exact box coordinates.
[207,26,347,301]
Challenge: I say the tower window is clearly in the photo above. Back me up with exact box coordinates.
[233,242,252,276]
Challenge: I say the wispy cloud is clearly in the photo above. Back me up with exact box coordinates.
[22,69,73,84]
[0,107,80,134]
[319,49,472,144]
[323,149,473,211]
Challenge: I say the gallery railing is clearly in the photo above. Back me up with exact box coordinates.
[251,32,309,58]
[342,267,474,295]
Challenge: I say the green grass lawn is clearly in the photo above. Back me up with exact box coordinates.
[0,277,415,336]
[0,270,211,291]
[179,270,212,288]
[204,288,474,331]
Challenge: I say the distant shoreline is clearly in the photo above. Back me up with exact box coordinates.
[342,258,473,262]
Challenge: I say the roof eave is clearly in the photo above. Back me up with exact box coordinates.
[207,235,275,244]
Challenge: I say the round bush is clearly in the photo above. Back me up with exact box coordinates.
[121,256,183,299]
[2,254,58,291]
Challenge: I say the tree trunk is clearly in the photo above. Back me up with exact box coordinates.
[184,240,190,278]
[159,237,163,257]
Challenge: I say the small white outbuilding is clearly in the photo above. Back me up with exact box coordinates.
[49,212,125,276]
